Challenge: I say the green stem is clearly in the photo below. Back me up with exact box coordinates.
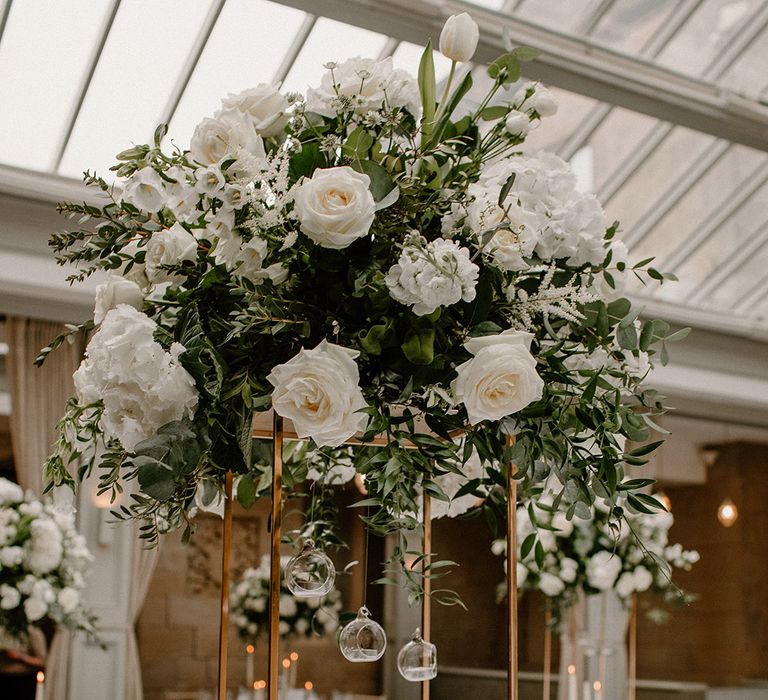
[433,60,457,125]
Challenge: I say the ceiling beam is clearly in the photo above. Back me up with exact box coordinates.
[271,0,768,152]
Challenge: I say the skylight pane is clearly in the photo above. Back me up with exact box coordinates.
[656,0,763,77]
[515,0,604,33]
[521,89,599,153]
[167,0,307,150]
[701,242,768,311]
[391,42,454,83]
[281,18,389,95]
[58,0,215,179]
[716,24,768,98]
[590,0,679,53]
[0,0,113,171]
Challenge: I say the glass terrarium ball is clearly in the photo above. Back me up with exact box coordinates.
[338,606,387,663]
[397,628,437,682]
[285,539,336,598]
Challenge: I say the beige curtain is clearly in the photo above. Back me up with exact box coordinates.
[7,316,84,494]
[6,316,84,700]
[125,530,160,700]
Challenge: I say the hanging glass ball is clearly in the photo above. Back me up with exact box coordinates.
[397,628,437,682]
[285,539,336,598]
[338,606,387,663]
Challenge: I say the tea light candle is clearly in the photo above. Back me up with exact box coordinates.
[35,671,45,700]
[289,651,299,689]
[246,644,255,689]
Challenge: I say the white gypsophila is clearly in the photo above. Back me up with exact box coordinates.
[220,84,290,138]
[145,223,199,283]
[73,305,199,452]
[559,558,578,583]
[189,110,265,166]
[267,340,369,447]
[306,57,419,117]
[385,237,479,316]
[293,166,376,249]
[26,517,63,575]
[93,274,144,325]
[586,550,623,591]
[122,167,167,213]
[0,480,23,505]
[452,330,544,425]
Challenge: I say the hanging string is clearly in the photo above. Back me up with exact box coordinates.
[362,507,371,604]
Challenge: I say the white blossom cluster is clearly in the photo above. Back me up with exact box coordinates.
[0,478,94,638]
[493,486,699,607]
[73,305,199,452]
[230,555,342,641]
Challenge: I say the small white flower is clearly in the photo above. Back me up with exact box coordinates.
[122,167,167,213]
[0,584,21,610]
[145,223,198,284]
[439,12,480,63]
[586,550,622,591]
[0,546,24,567]
[220,84,290,138]
[194,166,226,196]
[279,594,298,618]
[93,274,144,325]
[0,480,23,505]
[58,587,80,614]
[23,596,48,622]
[632,565,653,592]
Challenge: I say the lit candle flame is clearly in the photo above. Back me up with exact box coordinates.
[282,658,291,669]
[593,681,602,691]
[304,681,314,690]
[567,664,576,675]
[37,672,45,683]
[246,644,255,654]
[290,651,299,661]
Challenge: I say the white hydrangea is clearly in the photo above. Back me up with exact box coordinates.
[73,305,199,451]
[385,236,479,316]
[26,517,63,575]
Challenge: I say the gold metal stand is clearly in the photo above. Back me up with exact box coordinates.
[217,472,234,700]
[268,413,284,700]
[422,492,432,700]
[628,594,637,700]
[542,602,552,700]
[506,434,518,700]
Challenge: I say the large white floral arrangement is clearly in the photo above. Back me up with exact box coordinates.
[231,555,341,642]
[0,478,95,640]
[493,487,699,619]
[43,12,683,597]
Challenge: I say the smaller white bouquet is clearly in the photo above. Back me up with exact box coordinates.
[231,555,342,642]
[0,478,95,641]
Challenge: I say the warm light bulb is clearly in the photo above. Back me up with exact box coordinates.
[282,658,291,669]
[290,651,299,661]
[656,490,672,512]
[36,672,45,683]
[254,680,266,689]
[717,498,738,527]
[567,664,576,675]
[246,644,255,654]
[304,681,314,690]
[593,681,602,691]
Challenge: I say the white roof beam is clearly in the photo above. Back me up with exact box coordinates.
[735,275,768,315]
[578,0,619,36]
[0,0,13,47]
[270,0,768,151]
[272,14,317,87]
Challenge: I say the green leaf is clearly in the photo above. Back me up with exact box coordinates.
[135,458,176,501]
[487,53,522,85]
[342,127,374,159]
[237,475,257,510]
[359,318,395,355]
[418,40,436,135]
[480,105,508,121]
[401,327,435,365]
[511,46,540,62]
[617,322,638,349]
[154,123,168,147]
[289,141,322,181]
[498,173,517,206]
[521,533,536,560]
[351,160,395,202]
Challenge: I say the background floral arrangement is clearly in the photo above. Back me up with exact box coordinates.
[0,478,95,641]
[231,555,341,642]
[41,12,684,599]
[493,484,699,621]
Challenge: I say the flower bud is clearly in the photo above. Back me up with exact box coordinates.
[504,109,531,136]
[439,13,480,63]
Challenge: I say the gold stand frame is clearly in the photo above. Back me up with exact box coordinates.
[542,602,552,700]
[628,594,638,700]
[215,414,520,700]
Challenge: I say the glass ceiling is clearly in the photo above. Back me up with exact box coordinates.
[0,0,766,329]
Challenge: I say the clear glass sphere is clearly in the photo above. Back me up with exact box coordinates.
[397,628,437,681]
[338,606,387,663]
[285,540,336,598]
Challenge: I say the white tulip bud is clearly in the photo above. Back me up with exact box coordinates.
[439,13,480,63]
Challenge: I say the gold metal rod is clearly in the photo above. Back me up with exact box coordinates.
[268,413,284,700]
[628,594,638,700]
[421,492,432,700]
[506,433,518,700]
[217,471,234,700]
[542,601,552,700]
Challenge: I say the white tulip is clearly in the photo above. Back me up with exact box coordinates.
[439,13,480,63]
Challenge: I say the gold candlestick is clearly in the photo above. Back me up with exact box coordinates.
[268,413,284,700]
[217,472,234,700]
[506,434,518,700]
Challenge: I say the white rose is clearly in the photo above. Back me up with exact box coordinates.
[93,275,144,324]
[293,166,376,249]
[539,572,566,597]
[0,584,21,610]
[505,110,531,136]
[452,330,544,425]
[24,596,48,622]
[58,587,80,614]
[122,167,167,213]
[145,223,198,283]
[586,550,622,591]
[529,85,558,117]
[220,84,290,137]
[439,12,480,63]
[189,111,264,165]
[267,340,369,447]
